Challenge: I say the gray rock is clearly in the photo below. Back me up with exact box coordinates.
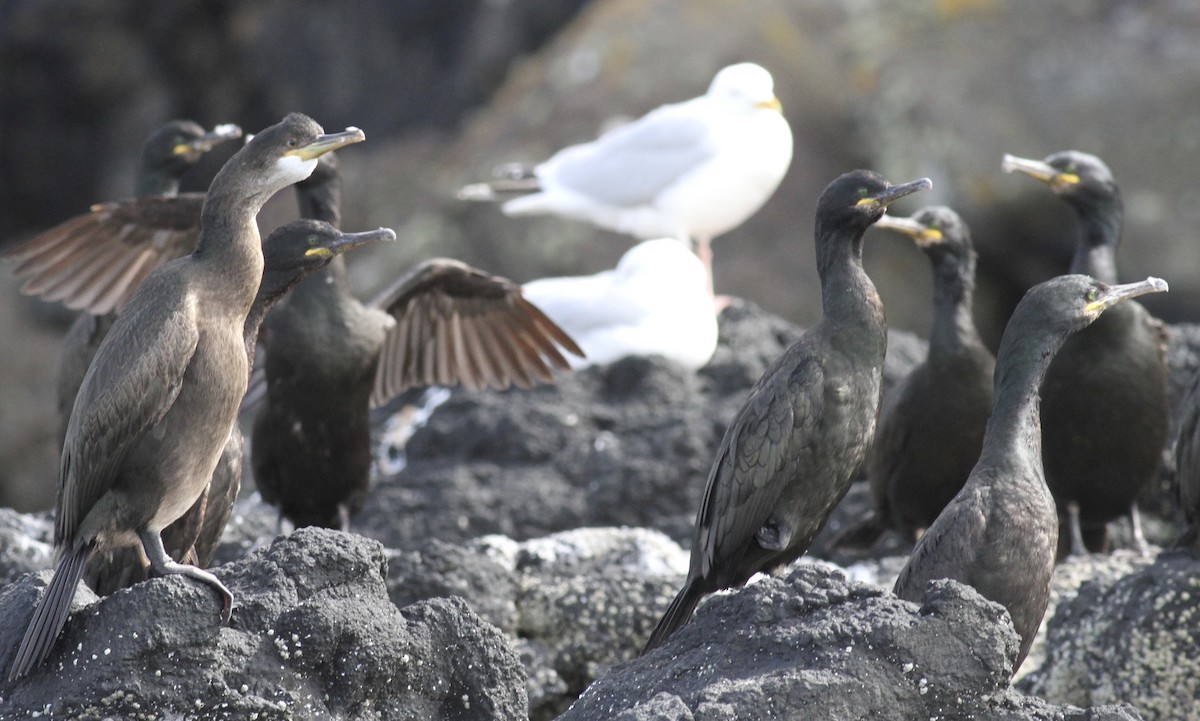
[1022,552,1200,721]
[358,301,924,551]
[388,527,688,721]
[0,508,52,587]
[387,538,521,634]
[558,564,1142,721]
[0,528,527,720]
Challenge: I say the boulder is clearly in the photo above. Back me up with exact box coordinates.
[557,563,1143,721]
[1021,551,1200,721]
[0,528,527,720]
[387,527,687,720]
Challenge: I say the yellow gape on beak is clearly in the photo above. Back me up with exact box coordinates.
[286,127,366,161]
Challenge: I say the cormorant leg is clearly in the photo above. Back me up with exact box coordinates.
[139,529,232,624]
[274,509,285,537]
[1067,501,1088,557]
[338,503,352,533]
[755,517,792,552]
[1129,503,1149,556]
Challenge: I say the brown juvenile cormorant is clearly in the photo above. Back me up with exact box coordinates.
[893,274,1168,674]
[6,113,364,680]
[642,170,932,653]
[0,120,243,444]
[83,219,394,594]
[1003,151,1168,558]
[251,153,584,530]
[834,207,994,549]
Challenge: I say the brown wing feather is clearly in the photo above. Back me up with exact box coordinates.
[2,194,204,314]
[368,258,582,407]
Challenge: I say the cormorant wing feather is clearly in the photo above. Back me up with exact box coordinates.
[694,355,823,580]
[892,484,989,600]
[367,258,583,406]
[2,194,204,315]
[56,286,200,544]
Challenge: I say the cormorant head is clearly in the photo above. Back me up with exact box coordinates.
[142,120,243,177]
[1018,273,1166,336]
[875,205,974,268]
[223,113,364,204]
[816,170,933,234]
[1002,150,1119,215]
[707,63,783,113]
[260,218,395,295]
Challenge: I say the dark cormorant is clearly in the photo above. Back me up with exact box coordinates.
[251,154,584,530]
[834,207,994,549]
[0,120,243,443]
[82,219,394,594]
[1174,372,1200,550]
[6,113,364,680]
[893,274,1167,674]
[1003,151,1168,558]
[642,170,932,653]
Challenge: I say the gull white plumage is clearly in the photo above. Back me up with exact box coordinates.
[521,238,718,370]
[460,63,794,291]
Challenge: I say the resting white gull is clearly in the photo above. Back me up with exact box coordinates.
[460,63,794,294]
[521,237,718,370]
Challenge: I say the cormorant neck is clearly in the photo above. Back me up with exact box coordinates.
[135,169,183,197]
[1067,193,1123,284]
[193,172,272,309]
[298,180,342,227]
[815,218,885,357]
[929,254,984,355]
[288,257,351,310]
[976,325,1059,471]
[244,269,318,367]
[243,297,274,368]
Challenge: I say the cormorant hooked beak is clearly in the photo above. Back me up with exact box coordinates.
[1002,154,1080,192]
[306,227,397,259]
[174,124,244,156]
[856,177,933,213]
[874,214,944,247]
[288,127,366,161]
[1085,276,1168,317]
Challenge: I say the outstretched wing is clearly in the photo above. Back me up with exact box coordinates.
[368,258,584,406]
[3,194,204,314]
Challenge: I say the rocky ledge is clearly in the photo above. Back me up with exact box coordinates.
[2,303,1197,719]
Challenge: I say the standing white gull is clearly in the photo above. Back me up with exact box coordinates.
[459,63,794,293]
[521,237,718,370]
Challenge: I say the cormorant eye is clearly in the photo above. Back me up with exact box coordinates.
[1085,288,1099,303]
[286,138,300,149]
[306,235,319,247]
[857,187,869,197]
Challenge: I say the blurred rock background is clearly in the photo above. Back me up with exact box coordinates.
[2,0,1200,511]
